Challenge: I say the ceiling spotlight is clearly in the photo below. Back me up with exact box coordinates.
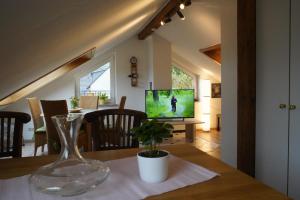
[177,10,185,20]
[179,3,185,10]
[185,0,192,6]
[165,17,172,23]
[160,20,165,26]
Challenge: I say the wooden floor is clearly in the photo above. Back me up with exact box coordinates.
[21,129,221,159]
[195,129,221,159]
[161,129,221,159]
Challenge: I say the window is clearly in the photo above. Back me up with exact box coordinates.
[79,62,112,99]
[172,66,194,89]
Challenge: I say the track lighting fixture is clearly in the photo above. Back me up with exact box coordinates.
[180,2,185,10]
[177,10,185,20]
[165,17,172,23]
[185,0,192,7]
[157,0,190,28]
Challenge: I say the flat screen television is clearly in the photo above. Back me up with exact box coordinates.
[145,89,194,119]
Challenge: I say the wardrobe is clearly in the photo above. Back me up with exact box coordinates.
[256,0,300,199]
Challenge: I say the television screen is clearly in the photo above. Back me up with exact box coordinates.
[145,89,194,119]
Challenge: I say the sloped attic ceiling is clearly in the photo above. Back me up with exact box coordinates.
[156,0,221,81]
[0,0,166,99]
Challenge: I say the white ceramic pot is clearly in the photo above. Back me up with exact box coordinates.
[137,151,169,183]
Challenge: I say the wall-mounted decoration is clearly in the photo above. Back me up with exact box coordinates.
[211,83,221,98]
[128,56,138,87]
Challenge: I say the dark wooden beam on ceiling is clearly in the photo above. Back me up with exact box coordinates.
[200,44,221,64]
[138,0,181,40]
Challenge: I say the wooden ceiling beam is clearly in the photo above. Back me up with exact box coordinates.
[200,44,221,65]
[138,0,181,40]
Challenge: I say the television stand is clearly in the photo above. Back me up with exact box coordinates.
[165,119,204,143]
[157,118,184,122]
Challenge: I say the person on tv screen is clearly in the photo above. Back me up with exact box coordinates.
[171,96,177,112]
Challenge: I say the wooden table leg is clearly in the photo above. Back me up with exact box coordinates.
[185,124,195,143]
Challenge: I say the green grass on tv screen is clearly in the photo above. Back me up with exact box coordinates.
[145,89,194,118]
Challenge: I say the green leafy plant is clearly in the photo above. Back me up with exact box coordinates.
[98,92,109,103]
[132,119,173,158]
[70,96,79,109]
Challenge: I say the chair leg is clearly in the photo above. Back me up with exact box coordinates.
[34,133,40,156]
[42,144,44,153]
[34,144,38,156]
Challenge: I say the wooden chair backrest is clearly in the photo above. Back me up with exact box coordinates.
[40,100,68,154]
[27,97,43,131]
[79,96,99,109]
[0,111,31,158]
[84,109,147,151]
[118,96,126,110]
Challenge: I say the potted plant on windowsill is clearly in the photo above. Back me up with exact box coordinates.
[70,96,79,109]
[132,119,173,183]
[98,92,109,105]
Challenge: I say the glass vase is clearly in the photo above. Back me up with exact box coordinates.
[29,113,110,196]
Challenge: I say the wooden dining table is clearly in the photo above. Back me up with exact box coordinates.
[0,144,290,199]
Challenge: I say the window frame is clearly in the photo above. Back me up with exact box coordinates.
[75,55,116,104]
[171,62,199,100]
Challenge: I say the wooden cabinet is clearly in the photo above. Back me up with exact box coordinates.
[256,0,300,199]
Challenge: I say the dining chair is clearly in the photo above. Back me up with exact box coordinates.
[84,109,147,151]
[116,96,127,131]
[0,111,31,158]
[41,100,88,154]
[79,96,99,109]
[119,96,126,110]
[40,100,68,154]
[27,97,47,156]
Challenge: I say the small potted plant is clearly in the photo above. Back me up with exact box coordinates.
[132,119,173,183]
[98,92,109,105]
[70,96,79,109]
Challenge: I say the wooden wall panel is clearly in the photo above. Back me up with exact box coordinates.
[237,0,256,176]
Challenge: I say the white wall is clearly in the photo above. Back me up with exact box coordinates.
[148,34,172,89]
[115,37,149,111]
[209,98,221,129]
[220,0,237,167]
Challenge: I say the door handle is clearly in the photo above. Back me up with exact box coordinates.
[289,105,297,110]
[279,104,287,109]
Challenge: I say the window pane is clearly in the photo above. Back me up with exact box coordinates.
[80,62,110,97]
[172,66,193,89]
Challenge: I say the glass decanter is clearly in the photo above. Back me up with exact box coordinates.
[29,113,110,196]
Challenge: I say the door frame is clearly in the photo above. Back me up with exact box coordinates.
[237,0,256,176]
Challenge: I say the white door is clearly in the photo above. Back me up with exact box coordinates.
[256,0,290,194]
[288,0,300,199]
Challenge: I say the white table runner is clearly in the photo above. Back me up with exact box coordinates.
[0,155,218,200]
